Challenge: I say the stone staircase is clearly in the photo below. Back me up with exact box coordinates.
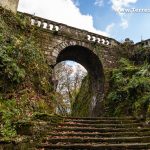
[37,117,150,149]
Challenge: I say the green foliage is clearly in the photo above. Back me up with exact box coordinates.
[131,47,150,64]
[0,7,52,96]
[71,75,93,117]
[0,99,18,137]
[106,57,150,119]
[0,47,26,84]
[0,6,54,96]
[0,7,56,138]
[133,94,150,116]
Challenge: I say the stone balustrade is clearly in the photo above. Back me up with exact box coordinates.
[19,12,119,46]
[30,17,60,32]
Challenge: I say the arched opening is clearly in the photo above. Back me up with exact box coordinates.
[54,61,87,115]
[53,45,105,117]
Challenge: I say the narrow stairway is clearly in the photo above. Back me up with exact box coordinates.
[37,117,150,149]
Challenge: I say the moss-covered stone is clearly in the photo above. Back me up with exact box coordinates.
[14,121,33,136]
[32,112,63,123]
[71,75,94,117]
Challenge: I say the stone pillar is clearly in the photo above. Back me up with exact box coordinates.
[0,0,19,14]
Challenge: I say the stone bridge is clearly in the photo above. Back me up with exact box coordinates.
[0,0,122,116]
[21,13,119,63]
[19,12,121,116]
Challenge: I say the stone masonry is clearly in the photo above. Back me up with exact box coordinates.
[19,12,121,116]
[0,0,19,13]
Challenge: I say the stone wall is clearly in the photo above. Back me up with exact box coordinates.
[0,0,19,13]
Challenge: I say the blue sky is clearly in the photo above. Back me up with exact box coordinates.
[18,0,150,43]
[75,0,150,43]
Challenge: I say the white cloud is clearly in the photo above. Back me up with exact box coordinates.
[18,0,107,36]
[105,23,115,34]
[94,0,104,7]
[111,0,138,11]
[110,0,138,30]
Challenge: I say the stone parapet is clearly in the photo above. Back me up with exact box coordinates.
[19,12,120,47]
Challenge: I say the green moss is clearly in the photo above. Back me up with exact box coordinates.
[32,112,63,123]
[71,75,93,117]
[14,121,33,135]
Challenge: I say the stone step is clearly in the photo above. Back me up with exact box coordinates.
[43,136,150,144]
[48,131,150,137]
[53,127,150,133]
[37,116,150,150]
[65,119,139,124]
[65,116,135,121]
[37,142,150,149]
[57,122,145,128]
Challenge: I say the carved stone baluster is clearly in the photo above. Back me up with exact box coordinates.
[53,25,59,31]
[86,35,89,41]
[95,37,100,43]
[99,38,103,44]
[108,40,111,46]
[34,18,38,26]
[40,20,44,28]
[104,39,108,45]
[102,39,105,44]
[106,40,110,45]
[56,25,60,31]
[52,24,57,31]
[31,18,34,25]
[47,22,51,30]
[91,35,96,42]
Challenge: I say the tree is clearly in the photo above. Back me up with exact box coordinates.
[54,61,87,114]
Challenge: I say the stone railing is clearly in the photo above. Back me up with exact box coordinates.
[18,12,120,46]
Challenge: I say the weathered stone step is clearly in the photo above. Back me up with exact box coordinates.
[65,116,135,121]
[53,127,150,133]
[37,142,150,149]
[65,119,139,124]
[57,122,145,128]
[36,116,150,150]
[48,131,150,137]
[43,136,150,144]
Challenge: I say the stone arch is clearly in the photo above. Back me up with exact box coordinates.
[51,40,98,64]
[52,43,105,117]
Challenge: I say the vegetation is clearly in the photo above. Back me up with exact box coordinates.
[71,75,93,117]
[0,4,150,143]
[0,7,56,138]
[105,45,150,121]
